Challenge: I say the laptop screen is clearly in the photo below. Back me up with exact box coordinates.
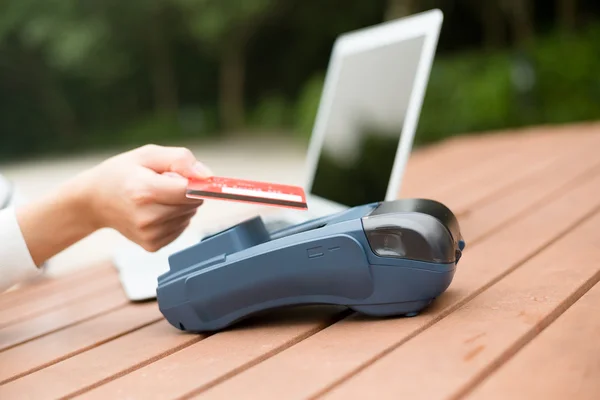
[309,34,426,207]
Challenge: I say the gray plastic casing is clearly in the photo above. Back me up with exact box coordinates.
[156,198,465,332]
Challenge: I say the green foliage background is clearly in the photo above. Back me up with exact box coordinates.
[295,22,600,146]
[0,0,598,162]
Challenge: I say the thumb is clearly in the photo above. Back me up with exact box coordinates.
[135,144,213,179]
[149,172,204,205]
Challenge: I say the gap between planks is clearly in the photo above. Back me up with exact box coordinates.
[463,279,600,400]
[0,262,114,310]
[451,269,600,400]
[0,286,128,352]
[0,307,351,400]
[0,303,163,385]
[0,274,122,329]
[461,157,600,245]
[82,309,353,400]
[402,125,598,202]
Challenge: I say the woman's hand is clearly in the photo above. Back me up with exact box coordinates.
[17,144,213,266]
[80,144,212,251]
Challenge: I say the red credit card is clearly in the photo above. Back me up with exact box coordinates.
[186,176,308,210]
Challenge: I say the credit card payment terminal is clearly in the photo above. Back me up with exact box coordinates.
[156,198,465,332]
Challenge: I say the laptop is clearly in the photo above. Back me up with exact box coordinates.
[113,9,444,301]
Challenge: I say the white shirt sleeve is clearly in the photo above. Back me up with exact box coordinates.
[0,206,42,293]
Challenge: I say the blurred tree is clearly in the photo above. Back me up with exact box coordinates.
[465,0,507,50]
[0,0,598,162]
[174,0,287,133]
[385,0,417,20]
[557,0,578,32]
[500,0,535,46]
[0,0,88,138]
[100,0,179,113]
[482,2,507,49]
[146,1,179,113]
[0,0,137,139]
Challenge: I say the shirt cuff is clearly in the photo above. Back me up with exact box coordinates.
[0,207,42,293]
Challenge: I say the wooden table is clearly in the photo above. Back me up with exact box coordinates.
[2,122,600,400]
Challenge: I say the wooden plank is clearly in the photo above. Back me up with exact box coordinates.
[401,125,599,203]
[432,130,600,213]
[0,263,114,310]
[0,273,121,328]
[0,321,204,400]
[190,166,600,399]
[459,147,600,242]
[400,129,600,248]
[400,131,526,197]
[401,122,596,198]
[0,285,127,351]
[0,302,161,384]
[465,282,600,400]
[320,214,600,400]
[72,306,346,399]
